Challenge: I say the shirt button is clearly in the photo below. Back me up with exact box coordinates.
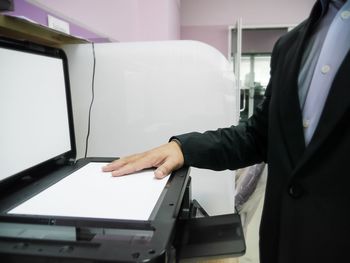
[303,119,310,128]
[321,64,330,74]
[341,10,350,20]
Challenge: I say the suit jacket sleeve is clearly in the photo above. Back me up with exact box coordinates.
[173,39,281,171]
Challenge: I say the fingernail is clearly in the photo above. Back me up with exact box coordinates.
[154,170,164,179]
[111,171,119,177]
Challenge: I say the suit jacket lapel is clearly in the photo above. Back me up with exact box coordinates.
[277,22,312,168]
[278,0,326,169]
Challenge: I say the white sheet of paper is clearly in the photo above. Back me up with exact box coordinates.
[8,162,168,221]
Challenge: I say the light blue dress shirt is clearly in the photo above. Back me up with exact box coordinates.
[298,0,350,145]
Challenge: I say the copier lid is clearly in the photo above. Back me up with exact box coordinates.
[0,38,76,182]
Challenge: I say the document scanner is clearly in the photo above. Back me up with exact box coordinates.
[0,37,245,262]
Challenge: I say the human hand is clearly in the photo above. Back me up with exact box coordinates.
[102,141,184,179]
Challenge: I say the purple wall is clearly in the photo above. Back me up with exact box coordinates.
[180,0,316,57]
[4,0,107,42]
[181,25,228,57]
[13,0,180,43]
[137,0,180,41]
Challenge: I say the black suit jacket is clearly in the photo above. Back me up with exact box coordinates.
[175,1,350,262]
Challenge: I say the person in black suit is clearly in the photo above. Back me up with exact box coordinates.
[103,0,350,262]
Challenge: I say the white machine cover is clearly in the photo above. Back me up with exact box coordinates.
[64,41,238,215]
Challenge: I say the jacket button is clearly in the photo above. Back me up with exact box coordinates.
[288,183,304,198]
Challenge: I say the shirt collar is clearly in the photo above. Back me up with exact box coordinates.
[319,0,330,17]
[318,0,345,17]
[331,0,346,8]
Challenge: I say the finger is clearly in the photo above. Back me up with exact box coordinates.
[154,159,178,179]
[110,160,147,177]
[154,168,167,179]
[102,154,142,172]
[102,159,125,172]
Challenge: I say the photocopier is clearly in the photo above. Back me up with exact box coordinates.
[0,37,245,262]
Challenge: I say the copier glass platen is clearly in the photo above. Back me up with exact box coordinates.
[0,37,245,262]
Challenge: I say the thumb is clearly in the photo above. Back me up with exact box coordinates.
[154,160,176,179]
[154,166,168,179]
